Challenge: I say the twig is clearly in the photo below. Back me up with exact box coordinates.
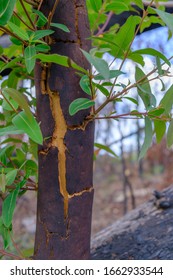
[47,0,60,28]
[19,0,35,30]
[95,11,113,36]
[0,249,22,260]
[10,233,25,259]
[13,11,35,31]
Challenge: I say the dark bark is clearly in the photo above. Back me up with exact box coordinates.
[34,0,94,259]
[91,186,173,260]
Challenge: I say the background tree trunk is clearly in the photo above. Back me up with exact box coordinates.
[34,0,94,260]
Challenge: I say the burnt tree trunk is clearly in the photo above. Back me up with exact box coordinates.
[34,0,94,259]
[91,186,173,260]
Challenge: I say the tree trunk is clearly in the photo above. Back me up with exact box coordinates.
[34,0,94,260]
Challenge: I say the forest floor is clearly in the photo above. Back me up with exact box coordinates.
[7,151,171,256]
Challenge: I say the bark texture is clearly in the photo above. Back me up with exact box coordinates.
[91,186,173,260]
[34,0,94,259]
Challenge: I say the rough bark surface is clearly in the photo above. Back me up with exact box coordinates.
[34,0,94,259]
[91,186,173,260]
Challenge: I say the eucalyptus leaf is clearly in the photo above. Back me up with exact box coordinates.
[0,0,17,25]
[159,85,173,114]
[0,125,24,137]
[132,48,170,67]
[80,75,91,95]
[154,120,166,143]
[3,88,33,120]
[167,120,173,148]
[24,45,36,74]
[94,143,118,157]
[0,173,6,193]
[69,98,95,116]
[139,117,153,160]
[81,49,110,79]
[32,30,54,41]
[50,23,70,33]
[12,111,43,145]
[6,169,18,186]
[8,22,29,41]
[36,54,87,73]
[2,184,20,228]
[135,66,156,109]
[153,8,173,34]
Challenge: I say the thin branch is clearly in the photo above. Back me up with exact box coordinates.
[108,0,155,98]
[19,0,35,30]
[37,0,44,11]
[23,0,38,7]
[0,90,18,113]
[0,249,22,260]
[142,0,173,8]
[13,11,35,31]
[95,11,114,36]
[94,55,173,116]
[47,0,60,28]
[10,233,25,259]
[0,27,27,46]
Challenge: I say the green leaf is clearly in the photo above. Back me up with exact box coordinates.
[6,169,18,186]
[89,0,102,12]
[156,57,163,75]
[12,111,43,145]
[94,143,118,157]
[105,2,129,14]
[36,53,87,73]
[0,0,17,25]
[32,30,54,41]
[0,217,12,249]
[132,48,170,67]
[94,83,109,97]
[0,173,6,193]
[2,184,20,228]
[135,66,156,109]
[94,70,124,80]
[148,107,165,117]
[24,160,37,177]
[81,49,110,79]
[24,45,36,74]
[50,23,70,33]
[159,85,173,114]
[153,8,173,34]
[69,98,95,116]
[8,22,29,41]
[124,97,138,105]
[80,75,91,95]
[154,120,166,143]
[2,88,33,120]
[2,91,19,111]
[0,125,24,137]
[167,120,173,148]
[133,0,144,9]
[32,9,47,27]
[139,117,153,160]
[35,44,50,53]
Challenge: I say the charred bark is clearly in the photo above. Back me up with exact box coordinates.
[34,0,94,260]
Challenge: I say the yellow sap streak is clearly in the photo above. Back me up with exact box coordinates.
[49,92,68,219]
